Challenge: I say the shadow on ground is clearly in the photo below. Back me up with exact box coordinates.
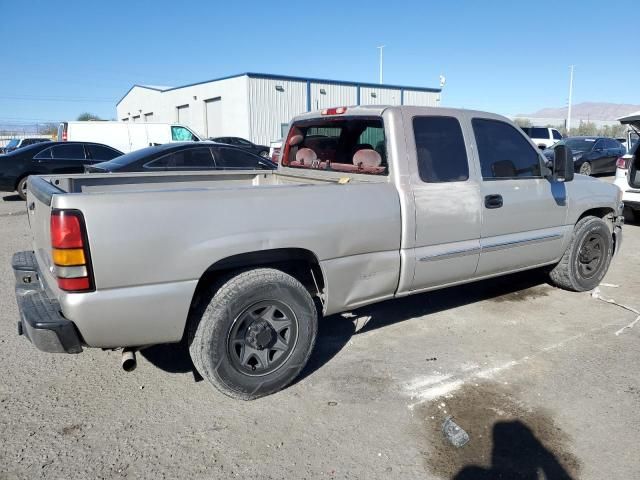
[2,194,22,202]
[418,382,580,479]
[142,268,551,386]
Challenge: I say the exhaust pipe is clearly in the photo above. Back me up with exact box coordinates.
[121,348,137,372]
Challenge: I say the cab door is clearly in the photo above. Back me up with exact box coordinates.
[406,113,482,291]
[468,116,569,276]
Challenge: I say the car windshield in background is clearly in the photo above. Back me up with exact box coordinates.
[282,118,387,175]
[5,139,19,149]
[530,127,548,138]
[556,138,596,152]
[92,145,158,167]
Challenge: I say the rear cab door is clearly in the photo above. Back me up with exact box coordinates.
[400,108,482,291]
[466,113,569,276]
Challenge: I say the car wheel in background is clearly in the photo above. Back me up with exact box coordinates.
[188,268,318,400]
[259,150,269,158]
[549,215,613,292]
[17,177,29,201]
[579,162,592,176]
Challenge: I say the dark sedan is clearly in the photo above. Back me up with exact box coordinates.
[209,136,270,158]
[0,141,123,199]
[85,142,277,173]
[543,136,626,176]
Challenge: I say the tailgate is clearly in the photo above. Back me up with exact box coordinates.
[26,176,65,293]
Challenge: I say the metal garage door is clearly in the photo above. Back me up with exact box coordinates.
[176,104,190,124]
[205,97,222,138]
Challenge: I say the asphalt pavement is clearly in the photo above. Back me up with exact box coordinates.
[0,183,638,479]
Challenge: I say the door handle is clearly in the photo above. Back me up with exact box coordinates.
[484,194,503,209]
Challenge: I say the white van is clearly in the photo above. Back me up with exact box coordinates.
[58,122,202,153]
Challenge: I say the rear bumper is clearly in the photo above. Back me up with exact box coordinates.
[12,251,83,354]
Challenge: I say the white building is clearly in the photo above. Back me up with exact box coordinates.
[116,72,441,145]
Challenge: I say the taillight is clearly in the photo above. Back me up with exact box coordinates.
[62,129,67,141]
[50,210,93,292]
[616,157,628,170]
[321,106,347,115]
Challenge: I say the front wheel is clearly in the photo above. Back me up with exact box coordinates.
[16,176,29,201]
[188,268,318,400]
[549,216,613,291]
[579,162,592,176]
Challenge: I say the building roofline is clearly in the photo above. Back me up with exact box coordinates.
[116,84,167,106]
[117,72,441,105]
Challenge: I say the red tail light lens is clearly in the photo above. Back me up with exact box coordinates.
[62,130,67,141]
[50,210,93,292]
[616,157,628,169]
[51,212,83,248]
[271,147,281,163]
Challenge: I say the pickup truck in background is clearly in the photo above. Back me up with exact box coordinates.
[13,106,624,400]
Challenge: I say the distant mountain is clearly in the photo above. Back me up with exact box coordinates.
[518,102,640,121]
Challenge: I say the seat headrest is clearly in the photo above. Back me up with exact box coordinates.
[288,127,304,146]
[353,149,382,168]
[296,148,317,165]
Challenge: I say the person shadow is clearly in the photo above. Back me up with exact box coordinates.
[454,420,575,480]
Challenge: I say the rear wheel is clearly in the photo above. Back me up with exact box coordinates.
[188,268,318,400]
[258,150,269,158]
[579,162,592,176]
[16,176,29,200]
[549,216,613,291]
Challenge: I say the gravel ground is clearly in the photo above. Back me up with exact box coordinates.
[0,184,638,480]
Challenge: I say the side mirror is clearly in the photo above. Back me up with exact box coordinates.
[553,145,574,182]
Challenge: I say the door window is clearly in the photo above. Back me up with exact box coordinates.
[472,118,542,179]
[413,116,469,183]
[215,147,261,169]
[145,148,215,169]
[49,144,86,160]
[171,126,197,141]
[87,144,121,160]
[34,147,53,159]
[552,130,562,140]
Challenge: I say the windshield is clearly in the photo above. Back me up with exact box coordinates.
[93,145,158,167]
[5,139,19,148]
[555,138,596,152]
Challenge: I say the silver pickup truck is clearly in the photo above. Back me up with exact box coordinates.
[13,106,624,400]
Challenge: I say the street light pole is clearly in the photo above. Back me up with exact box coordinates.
[377,45,385,84]
[567,65,574,133]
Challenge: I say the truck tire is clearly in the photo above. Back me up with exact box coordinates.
[188,268,317,400]
[548,216,613,292]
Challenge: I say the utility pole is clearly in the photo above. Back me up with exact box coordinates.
[377,45,385,84]
[567,65,574,134]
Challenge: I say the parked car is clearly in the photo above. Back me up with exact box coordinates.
[0,141,122,199]
[209,136,270,158]
[58,121,202,153]
[543,136,626,175]
[13,105,623,400]
[2,137,51,154]
[520,126,563,149]
[614,112,640,222]
[84,142,277,173]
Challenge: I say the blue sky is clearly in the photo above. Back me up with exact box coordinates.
[0,0,636,127]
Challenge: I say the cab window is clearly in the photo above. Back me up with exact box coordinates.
[472,118,541,179]
[171,126,198,142]
[413,116,469,183]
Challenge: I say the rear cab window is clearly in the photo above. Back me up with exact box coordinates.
[413,116,469,182]
[281,117,387,175]
[530,127,549,139]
